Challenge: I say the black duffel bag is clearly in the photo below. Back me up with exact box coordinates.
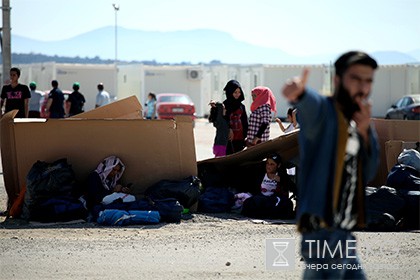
[93,197,184,223]
[144,176,201,209]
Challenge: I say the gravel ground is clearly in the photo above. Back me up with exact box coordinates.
[0,120,419,280]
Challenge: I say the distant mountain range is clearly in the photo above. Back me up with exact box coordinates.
[13,27,420,65]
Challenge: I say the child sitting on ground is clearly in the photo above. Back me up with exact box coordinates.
[241,153,295,219]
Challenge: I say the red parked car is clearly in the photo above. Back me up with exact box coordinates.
[156,93,196,122]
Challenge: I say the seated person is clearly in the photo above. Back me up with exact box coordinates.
[241,153,295,219]
[86,156,132,210]
[276,107,299,133]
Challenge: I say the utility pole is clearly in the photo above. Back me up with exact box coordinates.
[112,3,119,98]
[112,3,119,64]
[1,0,11,86]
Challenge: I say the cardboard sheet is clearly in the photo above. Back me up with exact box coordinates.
[0,96,197,206]
[198,118,419,189]
[197,131,299,193]
[198,130,299,169]
[71,95,143,119]
[371,118,420,186]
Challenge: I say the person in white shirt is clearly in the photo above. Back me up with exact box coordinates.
[28,81,44,118]
[95,83,111,108]
[241,153,295,219]
[276,107,299,133]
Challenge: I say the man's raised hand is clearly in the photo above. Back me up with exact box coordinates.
[282,68,309,103]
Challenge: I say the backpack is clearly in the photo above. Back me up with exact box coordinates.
[144,176,202,209]
[241,194,294,219]
[397,190,420,230]
[386,164,420,191]
[197,187,235,213]
[365,186,406,231]
[30,196,88,222]
[22,158,78,220]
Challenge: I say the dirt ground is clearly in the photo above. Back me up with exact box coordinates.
[0,120,419,280]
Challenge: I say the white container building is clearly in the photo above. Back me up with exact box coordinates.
[6,62,420,119]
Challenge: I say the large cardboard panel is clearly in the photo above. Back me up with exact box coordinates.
[71,95,143,119]
[371,118,420,186]
[198,130,299,168]
[0,110,19,205]
[198,119,420,189]
[197,131,299,192]
[1,111,196,206]
[385,140,419,172]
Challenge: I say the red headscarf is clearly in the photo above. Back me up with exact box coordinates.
[250,86,276,113]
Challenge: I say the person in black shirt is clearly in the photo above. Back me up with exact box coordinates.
[0,67,31,118]
[66,82,86,116]
[45,80,65,118]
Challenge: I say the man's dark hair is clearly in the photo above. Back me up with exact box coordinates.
[97,83,104,91]
[334,51,378,77]
[10,67,21,77]
[51,80,59,87]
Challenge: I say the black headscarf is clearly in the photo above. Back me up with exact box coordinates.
[223,80,244,113]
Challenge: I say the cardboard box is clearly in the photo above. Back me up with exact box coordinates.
[385,140,419,172]
[70,96,143,119]
[197,131,299,192]
[198,131,299,168]
[1,107,417,208]
[197,119,419,190]
[1,96,197,207]
[371,118,420,186]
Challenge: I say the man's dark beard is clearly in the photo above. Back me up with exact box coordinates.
[335,82,360,120]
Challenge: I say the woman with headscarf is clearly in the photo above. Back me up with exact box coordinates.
[86,156,129,209]
[246,86,276,147]
[222,80,248,155]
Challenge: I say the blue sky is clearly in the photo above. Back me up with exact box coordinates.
[11,0,420,56]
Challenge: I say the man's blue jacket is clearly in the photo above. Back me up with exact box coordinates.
[293,88,380,230]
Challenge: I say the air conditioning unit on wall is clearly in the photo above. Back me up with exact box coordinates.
[187,69,202,80]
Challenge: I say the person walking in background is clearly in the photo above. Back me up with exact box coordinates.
[208,100,229,157]
[282,51,380,279]
[95,83,111,108]
[28,81,44,118]
[246,86,276,147]
[45,80,65,118]
[222,80,248,155]
[276,107,299,133]
[144,92,157,119]
[66,82,86,116]
[0,67,31,118]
